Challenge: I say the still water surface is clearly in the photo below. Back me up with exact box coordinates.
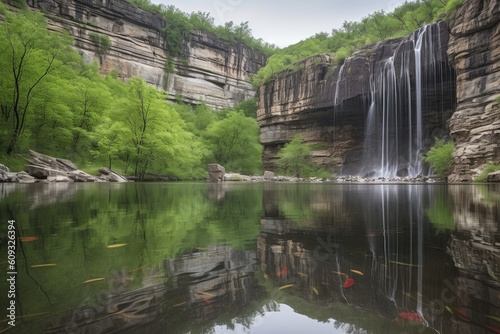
[0,182,499,334]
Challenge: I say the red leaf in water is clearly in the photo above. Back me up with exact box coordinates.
[343,278,354,288]
[367,233,377,237]
[455,308,470,320]
[484,325,500,334]
[399,312,422,322]
[19,236,39,242]
[278,267,288,277]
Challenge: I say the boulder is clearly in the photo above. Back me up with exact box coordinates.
[0,164,10,181]
[47,175,73,182]
[17,171,36,183]
[99,167,128,182]
[487,170,500,182]
[223,173,251,182]
[208,164,225,182]
[263,171,275,181]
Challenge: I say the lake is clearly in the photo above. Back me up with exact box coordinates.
[1,182,499,334]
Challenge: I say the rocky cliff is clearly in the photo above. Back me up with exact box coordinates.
[26,0,265,109]
[257,23,456,175]
[447,0,500,182]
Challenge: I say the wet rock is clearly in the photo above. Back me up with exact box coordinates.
[17,171,36,183]
[223,173,251,182]
[487,170,500,182]
[0,164,10,181]
[263,171,275,181]
[99,167,128,182]
[47,175,73,183]
[208,164,225,182]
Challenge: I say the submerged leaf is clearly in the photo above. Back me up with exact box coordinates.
[350,269,364,276]
[106,243,127,249]
[445,305,453,314]
[312,287,319,295]
[343,278,355,288]
[484,325,500,334]
[31,263,56,268]
[486,315,500,323]
[399,312,422,322]
[332,271,348,277]
[279,284,295,290]
[390,260,420,267]
[83,277,105,284]
[19,236,39,242]
[277,267,288,277]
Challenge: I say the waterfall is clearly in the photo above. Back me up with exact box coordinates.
[359,22,451,178]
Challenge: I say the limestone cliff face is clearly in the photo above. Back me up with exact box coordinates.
[447,0,500,182]
[257,25,456,174]
[27,0,265,109]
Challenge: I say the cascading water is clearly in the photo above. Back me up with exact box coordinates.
[359,22,453,178]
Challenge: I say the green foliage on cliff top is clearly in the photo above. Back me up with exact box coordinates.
[252,0,464,87]
[126,0,276,57]
[0,7,263,179]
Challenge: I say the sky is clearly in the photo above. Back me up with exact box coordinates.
[149,0,410,47]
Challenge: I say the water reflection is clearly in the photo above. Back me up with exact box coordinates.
[0,183,499,334]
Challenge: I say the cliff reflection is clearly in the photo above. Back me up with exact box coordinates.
[44,246,265,334]
[259,183,500,333]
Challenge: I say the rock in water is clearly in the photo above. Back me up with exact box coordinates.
[208,164,225,182]
[487,170,500,182]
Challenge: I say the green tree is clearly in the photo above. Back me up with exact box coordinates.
[0,8,77,154]
[205,110,262,175]
[424,139,454,177]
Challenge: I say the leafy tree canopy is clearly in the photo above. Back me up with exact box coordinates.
[251,0,464,87]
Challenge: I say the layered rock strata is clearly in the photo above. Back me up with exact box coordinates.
[447,0,500,182]
[27,0,265,109]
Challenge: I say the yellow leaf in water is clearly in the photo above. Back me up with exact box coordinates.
[350,270,364,276]
[389,260,420,267]
[173,302,187,307]
[83,277,105,284]
[312,287,319,295]
[297,272,308,277]
[263,273,269,279]
[279,284,295,290]
[31,263,56,268]
[445,306,453,314]
[486,315,500,323]
[331,271,348,277]
[106,243,127,249]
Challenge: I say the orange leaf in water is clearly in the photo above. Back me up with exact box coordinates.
[343,278,354,288]
[399,312,422,322]
[19,236,38,242]
[277,267,288,277]
[279,284,295,290]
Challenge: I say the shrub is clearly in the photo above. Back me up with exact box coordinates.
[475,163,500,182]
[276,135,331,178]
[424,139,454,177]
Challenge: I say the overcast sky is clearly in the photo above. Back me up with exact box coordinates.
[149,0,410,47]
